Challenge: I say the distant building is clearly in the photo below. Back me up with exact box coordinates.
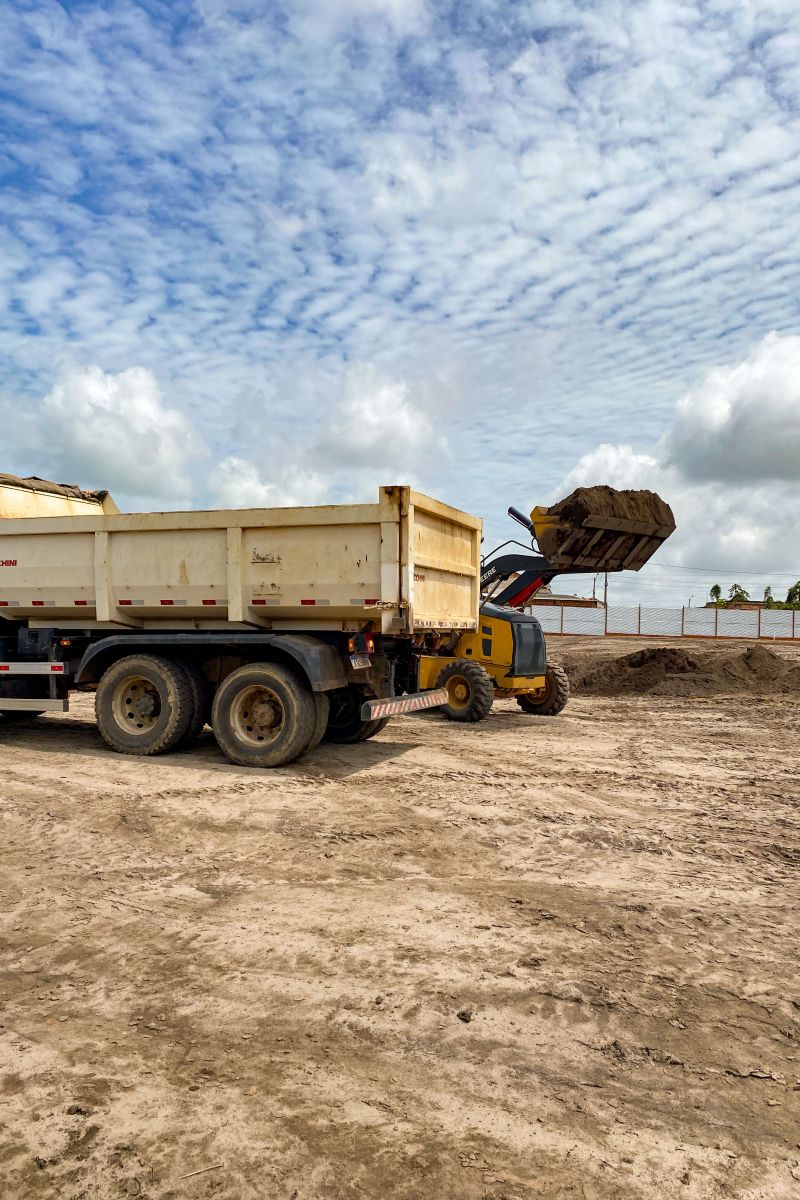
[532,584,604,609]
[704,600,767,611]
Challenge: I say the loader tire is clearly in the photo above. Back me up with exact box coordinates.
[212,663,315,768]
[323,685,389,744]
[96,655,195,756]
[438,660,494,723]
[516,664,570,716]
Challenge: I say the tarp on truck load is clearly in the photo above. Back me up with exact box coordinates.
[0,474,109,502]
[0,474,119,518]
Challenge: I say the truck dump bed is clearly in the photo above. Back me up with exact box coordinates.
[0,484,481,635]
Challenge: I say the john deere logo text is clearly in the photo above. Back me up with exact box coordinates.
[0,559,17,567]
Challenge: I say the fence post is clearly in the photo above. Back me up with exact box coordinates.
[638,605,641,635]
[681,606,685,636]
[560,604,564,635]
[715,606,719,639]
[757,607,761,640]
[793,609,796,640]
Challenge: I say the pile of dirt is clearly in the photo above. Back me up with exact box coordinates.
[536,486,675,568]
[564,643,800,698]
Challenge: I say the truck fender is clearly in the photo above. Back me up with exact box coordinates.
[74,633,348,692]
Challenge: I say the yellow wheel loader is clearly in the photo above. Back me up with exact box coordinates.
[411,486,675,722]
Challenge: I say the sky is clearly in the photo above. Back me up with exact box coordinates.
[2,0,800,604]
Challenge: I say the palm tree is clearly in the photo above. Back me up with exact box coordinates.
[763,585,773,608]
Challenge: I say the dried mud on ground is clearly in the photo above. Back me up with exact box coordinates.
[2,641,800,1200]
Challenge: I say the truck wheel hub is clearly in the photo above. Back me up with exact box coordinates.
[250,698,278,728]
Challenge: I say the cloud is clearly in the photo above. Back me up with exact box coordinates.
[210,361,444,510]
[556,333,800,601]
[209,456,328,510]
[664,333,800,484]
[38,365,198,505]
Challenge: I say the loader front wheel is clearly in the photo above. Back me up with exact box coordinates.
[212,663,315,768]
[516,664,570,716]
[438,660,494,723]
[96,655,194,755]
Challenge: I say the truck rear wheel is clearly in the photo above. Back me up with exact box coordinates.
[211,662,315,767]
[438,660,494,722]
[177,660,211,747]
[96,655,194,755]
[306,692,330,751]
[323,685,389,744]
[516,664,570,716]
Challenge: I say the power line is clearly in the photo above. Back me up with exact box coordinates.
[638,563,800,577]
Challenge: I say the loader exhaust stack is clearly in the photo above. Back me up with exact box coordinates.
[530,486,676,573]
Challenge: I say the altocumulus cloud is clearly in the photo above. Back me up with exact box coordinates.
[1,0,800,570]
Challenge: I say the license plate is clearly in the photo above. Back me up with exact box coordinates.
[349,654,371,670]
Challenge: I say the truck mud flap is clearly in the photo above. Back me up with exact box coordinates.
[360,688,449,721]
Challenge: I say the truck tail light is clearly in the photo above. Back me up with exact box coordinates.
[348,634,375,654]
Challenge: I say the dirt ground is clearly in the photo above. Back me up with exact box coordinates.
[2,638,800,1200]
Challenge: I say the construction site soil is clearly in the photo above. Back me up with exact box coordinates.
[2,637,799,1200]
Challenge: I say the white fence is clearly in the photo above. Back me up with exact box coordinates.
[528,604,800,641]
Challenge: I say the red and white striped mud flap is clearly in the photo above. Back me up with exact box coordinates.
[360,688,449,721]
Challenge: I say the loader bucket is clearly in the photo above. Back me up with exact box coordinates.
[531,486,675,572]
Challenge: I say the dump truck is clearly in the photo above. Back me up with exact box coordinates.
[0,475,482,767]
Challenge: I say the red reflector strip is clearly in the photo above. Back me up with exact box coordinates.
[252,598,267,606]
[32,600,44,606]
[119,599,132,605]
[202,599,217,606]
[0,602,7,607]
[50,664,65,672]
[365,599,380,606]
[300,599,315,605]
[73,600,88,606]
[0,664,8,671]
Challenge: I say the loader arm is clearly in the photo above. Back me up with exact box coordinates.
[481,551,597,610]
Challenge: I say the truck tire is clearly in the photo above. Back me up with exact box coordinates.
[323,685,389,744]
[438,660,494,722]
[177,660,211,747]
[516,664,570,716]
[306,692,330,751]
[211,662,315,768]
[95,655,195,755]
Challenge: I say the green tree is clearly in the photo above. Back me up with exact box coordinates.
[763,585,774,608]
[786,581,800,605]
[727,583,750,605]
[709,584,722,605]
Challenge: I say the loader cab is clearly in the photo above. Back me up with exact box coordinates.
[468,602,547,681]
